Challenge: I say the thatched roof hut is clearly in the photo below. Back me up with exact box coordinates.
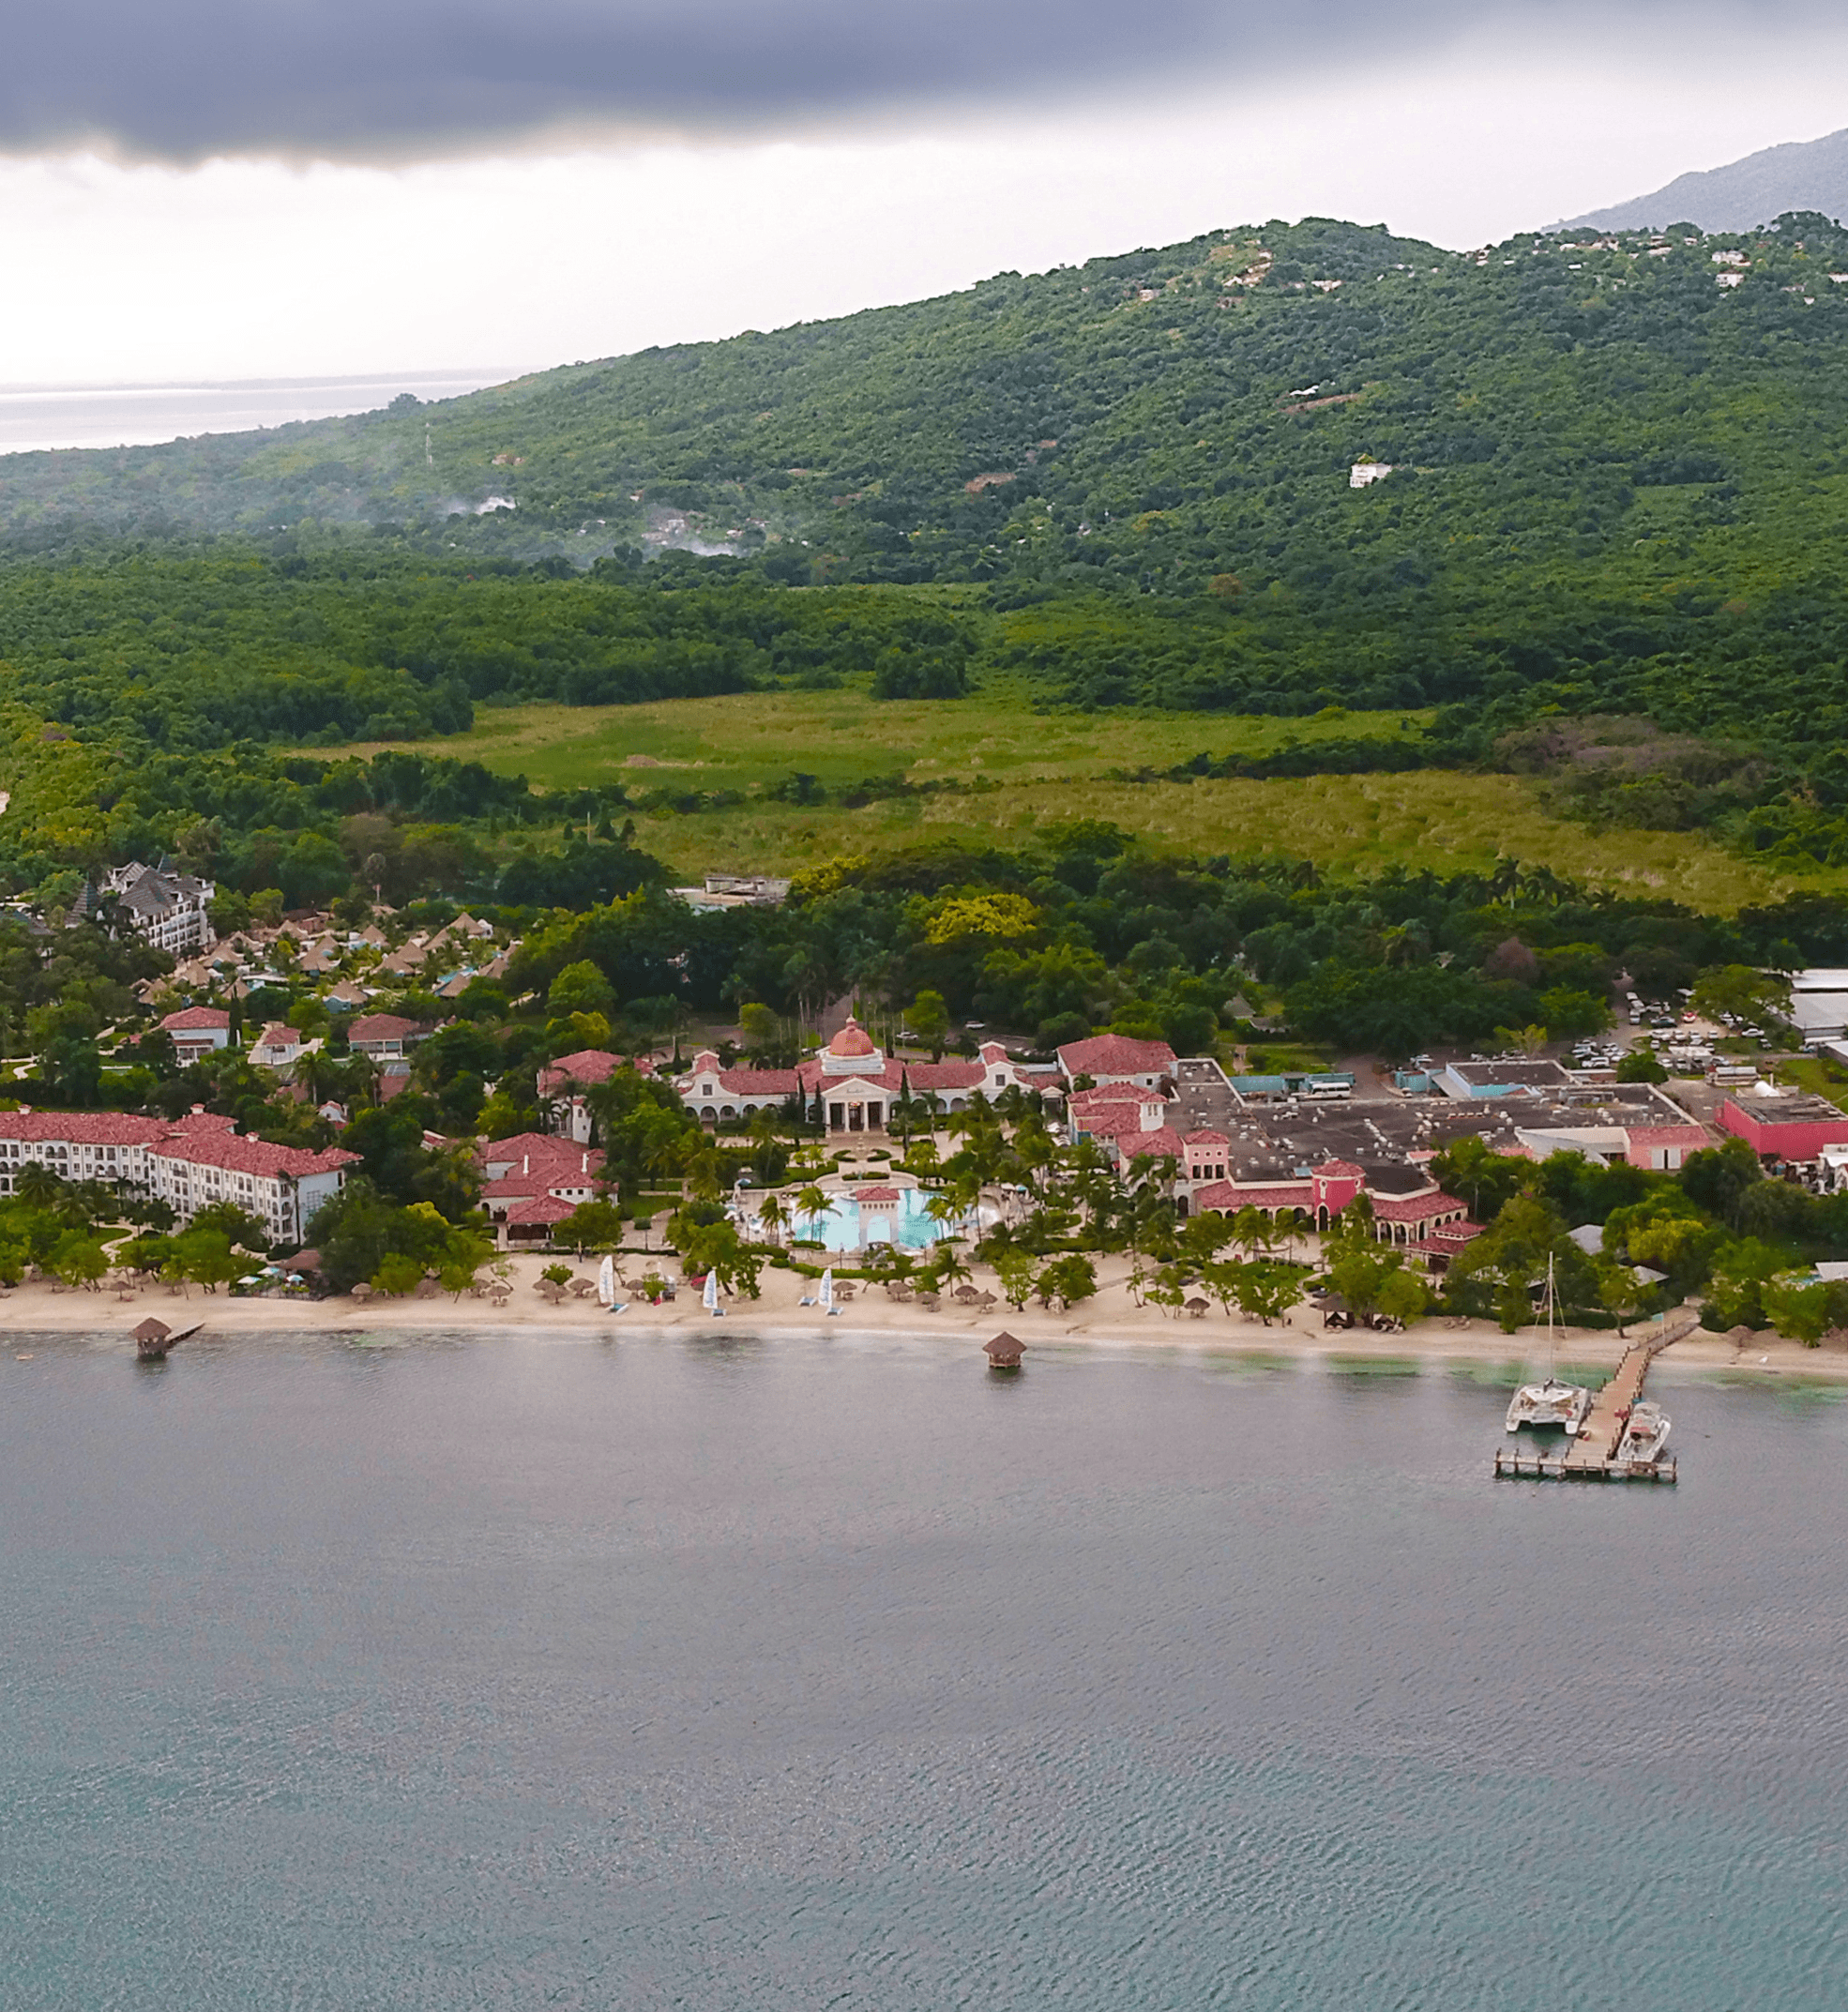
[132,1317,171,1345]
[983,1331,1026,1369]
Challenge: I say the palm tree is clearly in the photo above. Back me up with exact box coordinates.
[16,1161,62,1211]
[1233,1204,1274,1262]
[923,1191,963,1246]
[756,1193,789,1245]
[795,1184,831,1235]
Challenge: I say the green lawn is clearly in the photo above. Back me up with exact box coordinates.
[1775,1056,1848,1111]
[326,682,1424,795]
[311,688,1848,913]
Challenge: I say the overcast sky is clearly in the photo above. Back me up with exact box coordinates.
[1,4,1845,388]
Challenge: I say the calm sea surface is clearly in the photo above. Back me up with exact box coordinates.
[3,1331,1845,2010]
[0,374,511,457]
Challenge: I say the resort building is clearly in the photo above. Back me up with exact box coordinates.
[159,1006,232,1064]
[1718,1087,1848,1164]
[347,1013,430,1061]
[0,1108,354,1245]
[1191,1158,1475,1249]
[475,1132,608,1243]
[249,1022,307,1072]
[677,1019,1064,1136]
[83,861,217,959]
[537,1049,627,1143]
[1055,1034,1176,1090]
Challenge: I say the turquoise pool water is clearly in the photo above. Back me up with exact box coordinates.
[796,1188,970,1251]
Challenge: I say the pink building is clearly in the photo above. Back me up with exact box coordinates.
[1719,1093,1848,1161]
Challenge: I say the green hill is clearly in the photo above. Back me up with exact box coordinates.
[7,210,1848,895]
[11,211,1848,612]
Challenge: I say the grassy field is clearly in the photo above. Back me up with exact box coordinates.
[1775,1056,1848,1112]
[334,682,1423,796]
[313,688,1848,913]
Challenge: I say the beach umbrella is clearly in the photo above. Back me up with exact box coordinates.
[598,1254,615,1308]
[819,1267,837,1316]
[704,1269,724,1318]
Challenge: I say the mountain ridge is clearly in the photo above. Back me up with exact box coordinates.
[1567,126,1848,234]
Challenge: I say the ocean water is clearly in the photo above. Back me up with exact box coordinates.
[2,1331,1846,2010]
[0,373,511,457]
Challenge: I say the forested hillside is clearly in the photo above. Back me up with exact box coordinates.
[5,210,1848,900]
[9,211,1848,613]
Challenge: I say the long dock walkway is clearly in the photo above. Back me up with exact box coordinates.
[1495,1317,1695,1483]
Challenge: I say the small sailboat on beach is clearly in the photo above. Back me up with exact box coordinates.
[704,1268,725,1318]
[1505,1257,1592,1435]
[819,1267,838,1317]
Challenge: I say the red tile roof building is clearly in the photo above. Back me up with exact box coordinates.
[538,1048,630,1144]
[475,1132,607,1236]
[159,1006,232,1060]
[677,1021,1065,1136]
[1190,1160,1472,1251]
[0,1107,355,1245]
[1055,1034,1176,1088]
[347,1013,429,1058]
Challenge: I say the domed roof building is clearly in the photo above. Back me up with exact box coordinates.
[820,1016,882,1070]
[678,1014,1065,1136]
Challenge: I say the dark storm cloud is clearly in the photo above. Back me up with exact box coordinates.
[0,0,1810,159]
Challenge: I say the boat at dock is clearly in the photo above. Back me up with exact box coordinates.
[1503,1256,1591,1434]
[1505,1378,1593,1434]
[1494,1317,1695,1481]
[1616,1401,1671,1465]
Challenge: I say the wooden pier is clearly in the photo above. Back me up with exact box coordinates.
[1492,1318,1695,1483]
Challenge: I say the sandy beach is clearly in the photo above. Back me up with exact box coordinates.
[4,1249,1842,1381]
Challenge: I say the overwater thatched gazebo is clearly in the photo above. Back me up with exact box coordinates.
[133,1316,173,1360]
[983,1331,1026,1372]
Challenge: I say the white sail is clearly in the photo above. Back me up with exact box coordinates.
[598,1254,615,1308]
[703,1268,720,1314]
[819,1267,834,1312]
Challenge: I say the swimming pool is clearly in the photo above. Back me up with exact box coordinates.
[793,1188,975,1252]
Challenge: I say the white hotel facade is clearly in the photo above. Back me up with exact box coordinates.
[0,1110,355,1246]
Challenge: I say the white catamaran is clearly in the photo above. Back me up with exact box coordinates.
[1505,1256,1593,1435]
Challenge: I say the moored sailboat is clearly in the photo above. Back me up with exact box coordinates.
[1505,1257,1593,1435]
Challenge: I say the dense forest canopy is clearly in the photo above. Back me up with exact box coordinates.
[4,213,1848,890]
[8,212,1848,610]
